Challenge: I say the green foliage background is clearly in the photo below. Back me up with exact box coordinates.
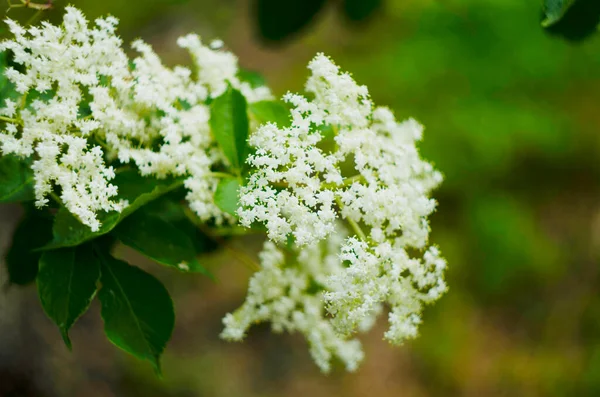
[2,0,600,396]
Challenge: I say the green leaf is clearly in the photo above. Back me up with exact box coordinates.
[112,210,206,273]
[37,245,101,348]
[0,155,34,203]
[0,51,8,96]
[43,170,183,250]
[256,0,327,43]
[343,0,383,22]
[0,52,19,102]
[249,100,291,128]
[210,86,250,172]
[143,196,219,265]
[542,0,577,27]
[542,0,600,41]
[237,69,266,88]
[5,209,53,285]
[142,192,191,222]
[214,177,241,217]
[97,253,175,373]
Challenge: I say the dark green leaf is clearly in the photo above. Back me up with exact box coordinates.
[112,210,205,273]
[543,0,600,41]
[169,216,219,258]
[256,0,327,43]
[542,0,577,27]
[37,245,101,348]
[249,100,291,128]
[214,178,241,217]
[113,170,181,207]
[343,0,383,22]
[97,254,174,373]
[210,86,250,172]
[0,155,34,203]
[143,194,188,222]
[144,197,219,258]
[43,208,117,251]
[5,209,53,285]
[43,170,183,250]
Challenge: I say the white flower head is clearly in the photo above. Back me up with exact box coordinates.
[0,7,130,230]
[222,228,369,373]
[239,54,442,248]
[0,7,270,229]
[237,54,447,353]
[324,238,447,343]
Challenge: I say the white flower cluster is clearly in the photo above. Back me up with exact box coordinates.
[0,7,446,372]
[222,226,375,373]
[0,7,270,230]
[228,54,447,370]
[325,238,446,342]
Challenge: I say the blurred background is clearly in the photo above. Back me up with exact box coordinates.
[1,0,600,396]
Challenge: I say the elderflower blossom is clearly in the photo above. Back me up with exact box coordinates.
[236,54,447,356]
[0,7,448,372]
[324,238,446,343]
[221,227,376,372]
[0,7,270,230]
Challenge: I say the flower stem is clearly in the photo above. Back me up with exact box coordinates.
[93,136,110,151]
[322,174,365,190]
[114,165,131,175]
[6,0,25,9]
[48,191,61,205]
[209,171,236,179]
[24,9,42,26]
[0,116,21,125]
[211,226,262,237]
[20,92,28,110]
[18,0,53,10]
[335,196,367,241]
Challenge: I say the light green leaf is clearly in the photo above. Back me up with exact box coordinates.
[210,86,250,171]
[37,245,101,348]
[0,52,7,93]
[542,0,577,27]
[214,177,241,217]
[5,209,53,285]
[112,210,208,273]
[249,100,291,128]
[0,155,34,203]
[42,170,183,250]
[0,52,19,102]
[97,254,175,373]
[237,69,266,88]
